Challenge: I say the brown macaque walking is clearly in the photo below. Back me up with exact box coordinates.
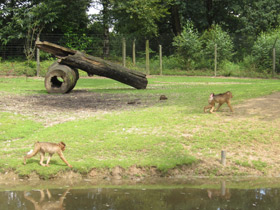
[24,141,72,168]
[204,91,234,113]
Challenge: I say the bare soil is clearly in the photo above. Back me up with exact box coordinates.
[0,90,158,127]
[1,90,280,181]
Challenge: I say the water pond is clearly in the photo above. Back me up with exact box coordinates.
[1,178,280,210]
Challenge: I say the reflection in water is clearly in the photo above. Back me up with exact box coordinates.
[1,184,280,210]
[207,181,231,200]
[24,189,70,210]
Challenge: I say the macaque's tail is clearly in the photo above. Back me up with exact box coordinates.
[27,149,33,155]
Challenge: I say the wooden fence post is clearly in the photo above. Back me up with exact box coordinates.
[159,45,162,75]
[146,40,150,75]
[133,39,136,66]
[221,150,226,166]
[214,44,217,77]
[122,38,126,67]
[36,36,40,77]
[272,47,275,78]
[272,37,278,78]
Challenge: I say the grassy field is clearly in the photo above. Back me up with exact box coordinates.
[0,75,280,179]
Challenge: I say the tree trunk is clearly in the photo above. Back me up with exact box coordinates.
[102,0,110,58]
[170,4,182,36]
[36,41,148,90]
[206,0,213,28]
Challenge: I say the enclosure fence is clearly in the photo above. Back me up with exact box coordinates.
[0,33,279,77]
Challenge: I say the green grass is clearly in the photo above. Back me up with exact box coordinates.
[0,112,43,141]
[0,76,280,178]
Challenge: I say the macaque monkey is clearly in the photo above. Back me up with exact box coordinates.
[24,141,72,168]
[204,91,233,113]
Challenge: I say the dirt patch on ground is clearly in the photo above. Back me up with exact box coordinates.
[233,92,280,121]
[0,90,159,126]
[1,90,279,126]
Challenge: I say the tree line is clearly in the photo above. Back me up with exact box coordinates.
[1,0,280,73]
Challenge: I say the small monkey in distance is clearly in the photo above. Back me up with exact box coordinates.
[24,141,72,168]
[204,91,233,113]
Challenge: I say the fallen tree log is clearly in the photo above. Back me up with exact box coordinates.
[36,41,148,90]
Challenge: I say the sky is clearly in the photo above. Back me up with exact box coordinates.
[87,4,102,15]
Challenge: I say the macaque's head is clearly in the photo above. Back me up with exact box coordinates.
[226,91,233,98]
[59,141,66,151]
[208,93,214,104]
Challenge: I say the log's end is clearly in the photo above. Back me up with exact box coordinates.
[136,80,148,89]
[36,41,76,58]
[45,62,79,94]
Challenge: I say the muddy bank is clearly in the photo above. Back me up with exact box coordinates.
[0,161,273,185]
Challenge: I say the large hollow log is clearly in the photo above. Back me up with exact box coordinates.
[45,61,79,93]
[36,41,148,90]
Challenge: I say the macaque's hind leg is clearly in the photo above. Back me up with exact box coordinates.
[210,105,215,113]
[46,154,53,167]
[39,153,46,166]
[204,105,213,113]
[226,101,234,112]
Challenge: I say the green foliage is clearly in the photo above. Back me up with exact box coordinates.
[219,61,241,77]
[171,24,234,70]
[39,51,55,61]
[0,0,62,60]
[251,28,280,73]
[240,55,257,72]
[0,60,55,77]
[0,0,91,59]
[200,25,234,68]
[172,21,202,69]
[112,0,172,38]
[62,31,94,52]
[237,0,280,37]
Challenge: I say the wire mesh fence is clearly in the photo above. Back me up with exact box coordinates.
[0,33,279,77]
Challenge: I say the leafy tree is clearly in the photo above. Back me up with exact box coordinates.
[231,0,280,58]
[172,21,202,69]
[49,0,91,35]
[88,0,113,58]
[200,25,234,67]
[237,0,280,37]
[0,0,91,59]
[251,28,280,73]
[0,0,61,60]
[23,1,59,60]
[101,0,110,58]
[111,0,172,39]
